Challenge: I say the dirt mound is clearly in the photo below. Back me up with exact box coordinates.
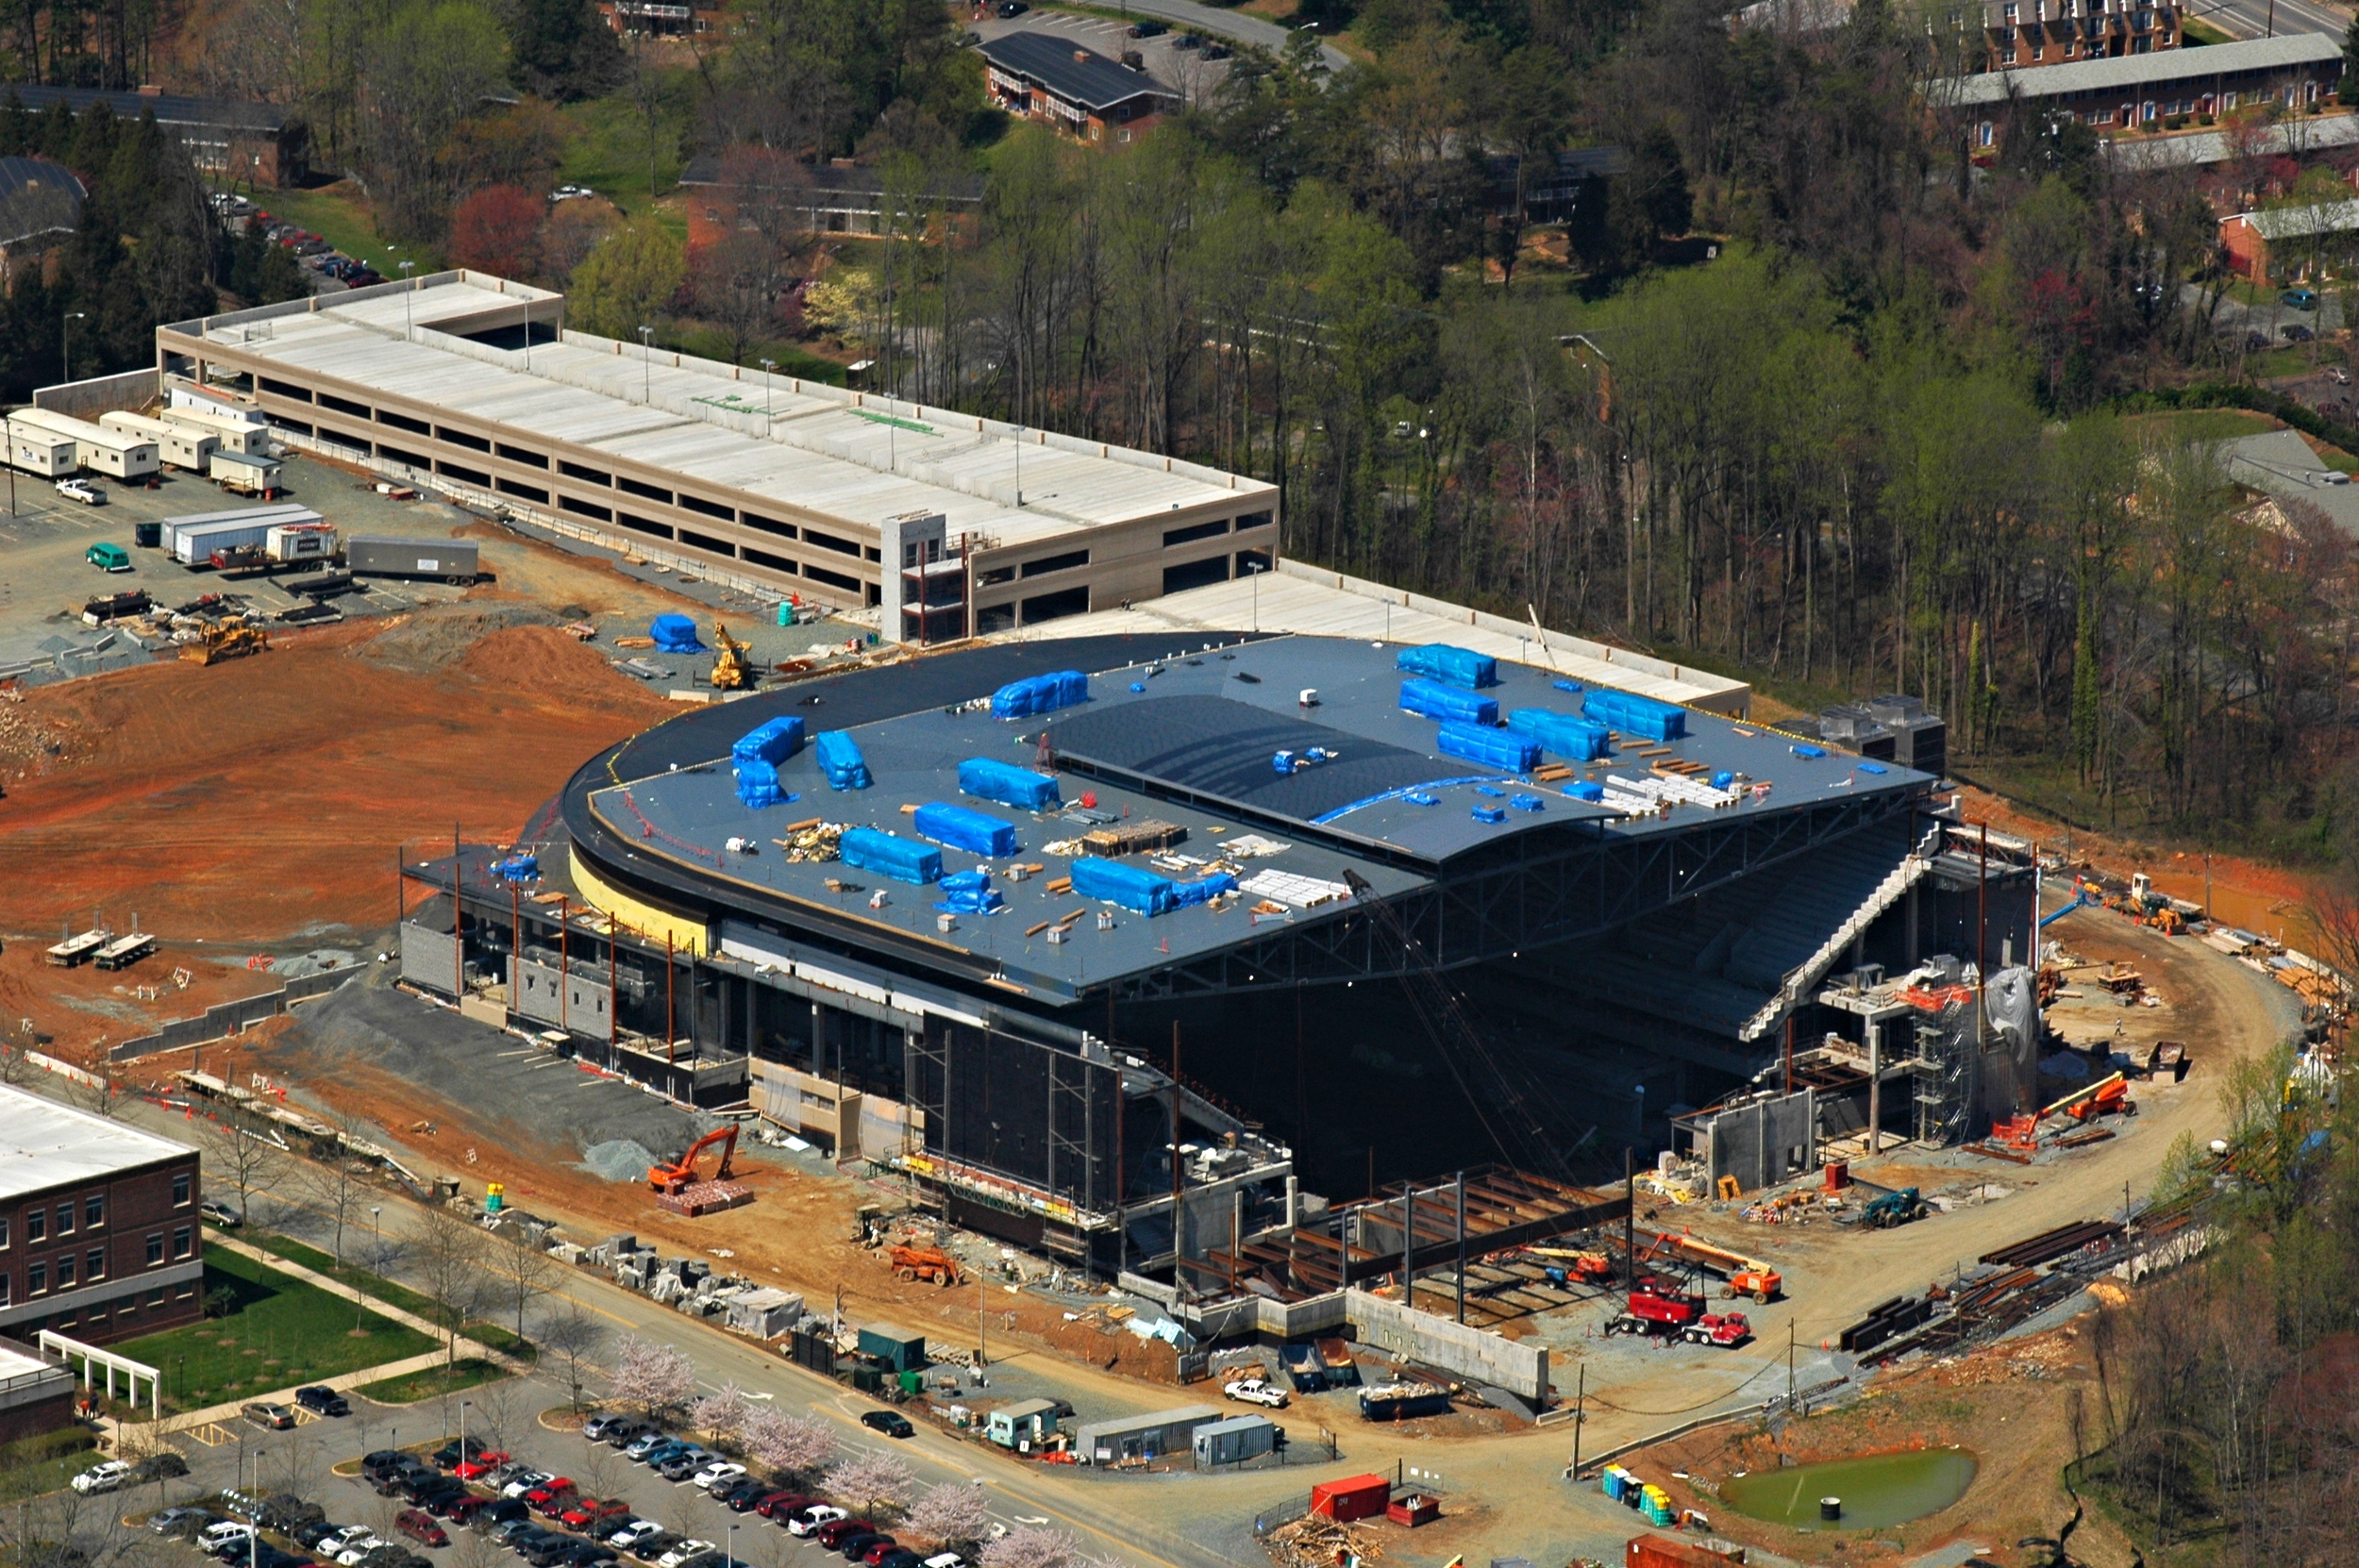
[356,601,559,674]
[458,625,644,704]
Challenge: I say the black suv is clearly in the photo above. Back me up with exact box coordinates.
[296,1386,350,1418]
[432,1438,492,1470]
[598,1418,653,1447]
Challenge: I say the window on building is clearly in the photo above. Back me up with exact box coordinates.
[559,459,611,485]
[618,475,673,504]
[1163,518,1230,548]
[679,493,733,521]
[26,1209,43,1243]
[805,527,862,557]
[1019,548,1090,578]
[147,1288,164,1307]
[742,545,799,575]
[87,1248,104,1281]
[85,1195,104,1229]
[0,1216,9,1248]
[743,512,798,541]
[496,477,549,504]
[0,1273,10,1306]
[173,1172,191,1207]
[145,1234,164,1266]
[176,1280,194,1299]
[56,1254,74,1288]
[437,460,491,487]
[436,425,492,452]
[27,1261,44,1294]
[56,1204,72,1236]
[173,1226,192,1260]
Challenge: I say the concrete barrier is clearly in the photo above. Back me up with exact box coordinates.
[33,367,160,420]
[1345,1288,1549,1402]
[109,968,358,1060]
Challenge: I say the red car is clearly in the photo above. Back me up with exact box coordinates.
[452,1453,510,1482]
[814,1521,874,1551]
[394,1511,449,1548]
[860,1543,901,1567]
[753,1494,812,1522]
[524,1482,577,1517]
[560,1501,625,1531]
[440,1498,487,1526]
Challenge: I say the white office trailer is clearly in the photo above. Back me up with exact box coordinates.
[10,408,159,479]
[100,409,217,473]
[6,417,77,476]
[208,449,284,495]
[164,406,270,457]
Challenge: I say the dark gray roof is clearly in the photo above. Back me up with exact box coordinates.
[1046,694,1445,822]
[0,83,293,132]
[1928,33,2341,108]
[978,31,1177,112]
[0,154,80,248]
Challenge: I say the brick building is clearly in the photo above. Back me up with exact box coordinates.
[1974,0,2180,71]
[0,85,309,187]
[0,1086,204,1347]
[977,32,1178,143]
[2223,198,2359,281]
[1930,32,2342,142]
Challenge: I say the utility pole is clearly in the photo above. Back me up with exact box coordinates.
[453,823,462,1001]
[1787,1322,1796,1411]
[1568,1363,1585,1482]
[1623,1147,1635,1284]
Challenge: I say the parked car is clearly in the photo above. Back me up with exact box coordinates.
[1202,42,1230,57]
[70,1460,131,1495]
[623,1532,679,1562]
[2328,366,2351,386]
[752,1494,811,1521]
[1222,1378,1288,1409]
[688,1461,745,1491]
[2284,287,2320,310]
[135,1452,192,1481]
[834,1533,888,1562]
[474,1502,531,1533]
[1126,19,1164,35]
[394,1513,448,1549]
[813,1522,872,1551]
[433,1495,486,1525]
[605,1522,662,1551]
[452,1455,509,1482]
[56,478,105,507]
[557,1546,615,1568]
[720,1480,769,1511]
[995,1,1026,13]
[2288,324,2317,342]
[653,1452,712,1482]
[293,1525,346,1550]
[655,1542,717,1568]
[360,1453,412,1482]
[560,1500,626,1531]
[154,1509,218,1538]
[262,1496,327,1532]
[859,1410,912,1440]
[1172,31,1201,47]
[243,1402,296,1430]
[434,1438,494,1469]
[922,1555,968,1568]
[629,1439,683,1467]
[549,185,595,203]
[501,1474,555,1499]
[201,1527,258,1560]
[787,1509,846,1539]
[859,1543,904,1567]
[871,1553,922,1568]
[601,1418,655,1447]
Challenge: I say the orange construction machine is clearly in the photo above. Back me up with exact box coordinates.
[1631,1228,1783,1303]
[888,1244,961,1286]
[646,1126,754,1216]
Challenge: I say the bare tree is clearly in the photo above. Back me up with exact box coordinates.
[302,1111,381,1263]
[412,1207,492,1369]
[200,1119,289,1229]
[487,1223,561,1347]
[348,1221,410,1336]
[538,1298,607,1414]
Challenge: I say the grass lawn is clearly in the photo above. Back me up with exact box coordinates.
[558,88,694,219]
[662,325,849,385]
[357,1359,510,1405]
[2123,408,2281,443]
[115,1250,434,1415]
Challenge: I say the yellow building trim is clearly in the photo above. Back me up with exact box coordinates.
[572,855,711,957]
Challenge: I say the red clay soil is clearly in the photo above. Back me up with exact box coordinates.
[0,619,672,949]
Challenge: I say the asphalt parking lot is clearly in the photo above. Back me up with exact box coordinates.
[964,11,1235,108]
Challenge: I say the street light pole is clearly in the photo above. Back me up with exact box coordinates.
[759,359,776,433]
[62,310,86,382]
[398,262,416,335]
[639,325,654,402]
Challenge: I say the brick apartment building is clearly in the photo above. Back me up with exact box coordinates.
[0,1085,204,1348]
[1931,33,2342,142]
[1976,0,2180,70]
[976,32,1178,143]
[0,85,309,186]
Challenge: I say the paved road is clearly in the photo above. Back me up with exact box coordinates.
[2195,0,2348,42]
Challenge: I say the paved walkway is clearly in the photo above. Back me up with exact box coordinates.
[101,1234,529,1444]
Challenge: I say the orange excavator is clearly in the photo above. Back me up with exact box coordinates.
[647,1126,741,1196]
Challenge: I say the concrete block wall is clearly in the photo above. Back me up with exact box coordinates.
[1345,1288,1550,1402]
[34,368,159,420]
[511,957,612,1034]
[400,922,460,995]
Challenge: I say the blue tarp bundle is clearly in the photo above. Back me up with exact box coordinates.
[1569,781,1606,802]
[840,826,941,885]
[934,869,1005,915]
[733,715,806,767]
[1396,643,1497,690]
[814,731,871,791]
[959,757,1061,811]
[990,670,1089,719]
[737,760,788,809]
[1073,856,1177,915]
[913,802,1018,858]
[494,854,539,881]
[649,613,704,653]
[1439,722,1541,773]
[1472,806,1507,824]
[1170,872,1238,909]
[1582,689,1687,742]
[1506,707,1614,761]
[1400,679,1499,726]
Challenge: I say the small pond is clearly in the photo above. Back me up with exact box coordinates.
[1720,1447,1978,1530]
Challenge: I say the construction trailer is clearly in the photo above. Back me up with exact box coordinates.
[1073,1405,1221,1465]
[163,405,270,457]
[1192,1413,1278,1466]
[209,450,284,496]
[93,931,156,971]
[984,1398,1058,1449]
[158,503,311,556]
[6,418,77,476]
[11,408,159,479]
[346,536,478,583]
[173,512,324,566]
[100,410,215,472]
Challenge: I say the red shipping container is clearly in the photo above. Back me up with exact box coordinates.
[1309,1475,1390,1523]
[1627,1535,1746,1568]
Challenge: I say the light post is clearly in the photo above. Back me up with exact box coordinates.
[245,1455,264,1568]
[639,325,654,402]
[62,310,86,381]
[724,1525,737,1568]
[759,359,776,432]
[399,261,416,335]
[460,1398,472,1463]
[1246,559,1263,632]
[1012,425,1023,509]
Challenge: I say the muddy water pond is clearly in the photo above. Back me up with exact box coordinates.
[1721,1447,1978,1530]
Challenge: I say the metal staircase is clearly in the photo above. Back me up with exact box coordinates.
[1738,826,1944,1043]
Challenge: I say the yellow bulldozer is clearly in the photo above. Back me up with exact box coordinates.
[181,620,270,667]
[709,623,757,691]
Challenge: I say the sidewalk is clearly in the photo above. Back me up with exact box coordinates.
[118,1234,529,1441]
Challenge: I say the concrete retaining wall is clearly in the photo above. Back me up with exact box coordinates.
[400,922,459,994]
[512,957,613,1033]
[1702,1087,1817,1193]
[34,368,159,420]
[109,968,357,1060]
[1345,1288,1550,1402]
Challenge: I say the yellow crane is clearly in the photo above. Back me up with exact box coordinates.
[709,623,756,691]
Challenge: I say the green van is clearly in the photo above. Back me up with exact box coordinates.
[86,542,131,572]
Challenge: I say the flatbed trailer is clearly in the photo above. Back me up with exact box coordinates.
[46,929,108,967]
[94,932,156,971]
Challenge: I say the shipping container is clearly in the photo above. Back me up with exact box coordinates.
[855,1323,928,1374]
[159,503,311,552]
[346,535,479,583]
[267,523,337,562]
[1072,1406,1221,1465]
[101,409,216,472]
[1625,1535,1747,1568]
[209,450,284,496]
[1308,1475,1390,1523]
[7,419,77,476]
[175,518,283,565]
[164,406,271,456]
[1190,1414,1277,1467]
[12,408,159,478]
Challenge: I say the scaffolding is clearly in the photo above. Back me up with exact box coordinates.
[1911,995,1980,1147]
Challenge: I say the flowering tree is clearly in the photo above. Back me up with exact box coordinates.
[689,1382,750,1447]
[902,1482,988,1548]
[743,1410,834,1478]
[978,1526,1083,1568]
[820,1452,917,1519]
[607,1337,697,1422]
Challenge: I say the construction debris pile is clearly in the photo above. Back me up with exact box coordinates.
[1262,1514,1384,1568]
[583,1232,805,1337]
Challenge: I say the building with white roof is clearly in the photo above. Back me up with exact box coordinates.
[156,272,1278,642]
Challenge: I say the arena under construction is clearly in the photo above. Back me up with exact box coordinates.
[397,631,2033,1282]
